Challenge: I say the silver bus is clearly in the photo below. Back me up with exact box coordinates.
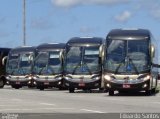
[64,37,104,93]
[0,48,11,88]
[102,29,160,96]
[6,46,36,89]
[33,43,65,90]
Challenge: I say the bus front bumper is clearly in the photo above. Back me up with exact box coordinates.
[6,76,35,87]
[104,80,150,91]
[36,80,63,88]
[64,79,101,89]
[9,80,32,86]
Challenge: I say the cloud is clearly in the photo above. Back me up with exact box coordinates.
[134,0,160,21]
[114,11,132,23]
[31,18,53,30]
[51,0,129,8]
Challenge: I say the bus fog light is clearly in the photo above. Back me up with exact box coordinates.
[28,81,31,84]
[58,81,61,85]
[143,84,147,88]
[107,83,111,88]
[6,81,9,84]
[34,81,37,85]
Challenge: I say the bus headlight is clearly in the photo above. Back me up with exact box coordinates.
[28,77,32,80]
[55,77,62,80]
[143,75,150,81]
[104,75,112,81]
[92,76,100,80]
[33,75,39,80]
[65,77,71,80]
[6,75,11,80]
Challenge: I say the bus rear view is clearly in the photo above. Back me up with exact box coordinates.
[102,29,159,96]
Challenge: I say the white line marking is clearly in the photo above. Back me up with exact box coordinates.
[0,108,32,111]
[81,109,105,113]
[40,103,55,106]
[38,108,75,110]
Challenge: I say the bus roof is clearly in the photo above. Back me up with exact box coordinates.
[36,43,65,51]
[107,29,150,40]
[67,37,103,46]
[0,48,11,52]
[10,46,36,54]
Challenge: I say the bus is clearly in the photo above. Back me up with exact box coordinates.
[33,43,65,90]
[0,48,11,88]
[64,37,104,93]
[6,46,36,89]
[102,29,160,96]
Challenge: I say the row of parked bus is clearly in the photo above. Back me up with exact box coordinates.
[0,29,160,96]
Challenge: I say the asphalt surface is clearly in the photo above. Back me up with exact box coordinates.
[1,85,160,119]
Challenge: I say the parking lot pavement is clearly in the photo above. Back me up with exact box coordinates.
[0,86,160,114]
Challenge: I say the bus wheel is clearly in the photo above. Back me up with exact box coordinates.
[39,87,44,91]
[0,80,4,88]
[12,85,20,89]
[151,88,156,94]
[109,90,114,96]
[69,88,74,93]
[145,90,152,96]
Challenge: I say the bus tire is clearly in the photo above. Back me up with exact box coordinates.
[12,85,20,89]
[151,88,156,94]
[145,90,152,96]
[0,79,4,88]
[69,87,74,93]
[109,90,114,96]
[39,87,44,91]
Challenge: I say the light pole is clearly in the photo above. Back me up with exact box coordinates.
[23,0,26,46]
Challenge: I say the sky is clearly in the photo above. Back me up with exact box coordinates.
[0,0,160,49]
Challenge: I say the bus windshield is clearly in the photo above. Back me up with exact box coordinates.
[65,46,100,74]
[6,53,34,75]
[33,51,62,75]
[104,39,150,74]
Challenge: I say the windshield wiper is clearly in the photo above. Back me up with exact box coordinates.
[72,61,92,75]
[115,58,125,74]
[18,68,25,75]
[39,67,46,75]
[47,66,56,75]
[127,57,139,74]
[72,62,81,75]
[82,62,92,75]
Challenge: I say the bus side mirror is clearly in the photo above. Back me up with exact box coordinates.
[150,45,155,60]
[158,74,160,80]
[28,55,34,63]
[59,50,64,62]
[2,56,8,66]
[99,44,105,63]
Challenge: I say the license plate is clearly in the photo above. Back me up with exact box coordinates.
[44,82,49,85]
[123,84,130,88]
[79,83,85,87]
[16,81,20,84]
